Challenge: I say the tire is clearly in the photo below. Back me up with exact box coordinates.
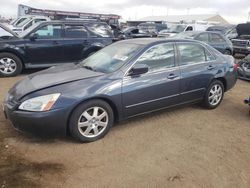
[0,53,23,77]
[224,49,232,55]
[69,100,114,142]
[203,80,224,109]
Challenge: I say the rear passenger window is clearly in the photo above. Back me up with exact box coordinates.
[136,43,175,72]
[65,25,88,38]
[178,43,206,65]
[85,23,113,37]
[196,33,209,42]
[210,33,225,43]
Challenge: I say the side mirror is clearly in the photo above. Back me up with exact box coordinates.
[29,33,38,41]
[128,64,149,76]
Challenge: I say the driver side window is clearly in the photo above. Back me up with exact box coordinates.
[32,24,62,39]
[136,43,175,72]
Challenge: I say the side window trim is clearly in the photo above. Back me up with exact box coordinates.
[124,42,177,77]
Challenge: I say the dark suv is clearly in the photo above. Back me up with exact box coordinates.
[0,21,114,77]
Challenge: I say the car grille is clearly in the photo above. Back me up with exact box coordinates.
[232,39,248,47]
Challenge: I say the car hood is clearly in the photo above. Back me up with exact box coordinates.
[236,23,250,36]
[8,64,104,100]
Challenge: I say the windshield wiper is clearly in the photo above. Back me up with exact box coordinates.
[82,65,98,72]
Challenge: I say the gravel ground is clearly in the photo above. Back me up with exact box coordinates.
[0,72,250,188]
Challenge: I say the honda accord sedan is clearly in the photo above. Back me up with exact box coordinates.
[3,38,238,142]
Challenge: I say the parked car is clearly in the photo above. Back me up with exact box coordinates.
[0,23,18,40]
[0,20,114,77]
[237,54,250,80]
[173,31,233,55]
[231,23,250,55]
[118,27,153,39]
[138,23,168,36]
[158,23,211,37]
[206,25,237,40]
[3,38,238,142]
[7,16,51,34]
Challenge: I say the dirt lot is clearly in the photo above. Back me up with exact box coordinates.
[0,72,250,188]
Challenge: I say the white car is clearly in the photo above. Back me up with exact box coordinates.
[8,16,50,34]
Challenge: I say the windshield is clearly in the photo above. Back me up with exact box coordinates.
[19,22,41,38]
[16,17,32,27]
[166,25,186,33]
[80,42,142,73]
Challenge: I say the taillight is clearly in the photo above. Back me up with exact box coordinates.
[233,63,239,70]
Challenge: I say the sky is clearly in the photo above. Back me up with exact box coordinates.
[0,0,250,24]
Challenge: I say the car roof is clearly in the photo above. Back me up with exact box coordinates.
[116,38,203,45]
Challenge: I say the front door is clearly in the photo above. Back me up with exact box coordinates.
[25,24,64,66]
[122,43,181,117]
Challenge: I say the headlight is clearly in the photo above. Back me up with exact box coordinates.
[19,93,60,112]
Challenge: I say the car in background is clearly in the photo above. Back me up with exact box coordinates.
[206,25,237,39]
[231,23,250,56]
[7,16,50,34]
[3,38,237,142]
[158,23,211,37]
[138,23,167,36]
[237,54,250,80]
[118,27,153,39]
[0,23,18,40]
[173,31,233,55]
[0,20,114,77]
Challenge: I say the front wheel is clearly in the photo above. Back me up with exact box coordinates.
[203,80,224,109]
[0,53,23,77]
[69,100,114,142]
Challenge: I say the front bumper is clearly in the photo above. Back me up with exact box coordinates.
[233,46,250,55]
[2,102,69,136]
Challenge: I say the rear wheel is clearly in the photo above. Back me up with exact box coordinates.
[69,100,114,142]
[0,53,23,77]
[203,80,224,109]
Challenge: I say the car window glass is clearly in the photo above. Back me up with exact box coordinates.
[205,48,216,61]
[136,43,175,72]
[210,33,225,43]
[65,25,88,38]
[23,21,33,31]
[178,43,206,65]
[34,25,62,39]
[196,33,209,42]
[34,19,47,23]
[186,26,193,31]
[85,23,113,37]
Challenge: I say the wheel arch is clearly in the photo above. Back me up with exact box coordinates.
[66,96,120,135]
[213,77,227,91]
[0,49,26,66]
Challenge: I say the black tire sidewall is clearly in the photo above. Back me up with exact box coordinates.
[203,80,224,109]
[69,100,114,143]
[0,53,23,77]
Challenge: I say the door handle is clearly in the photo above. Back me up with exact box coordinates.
[167,73,178,80]
[207,65,216,70]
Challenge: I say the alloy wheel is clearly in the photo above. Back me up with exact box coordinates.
[0,57,17,75]
[78,107,108,138]
[208,84,223,106]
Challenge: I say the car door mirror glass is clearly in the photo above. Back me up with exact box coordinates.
[128,64,149,76]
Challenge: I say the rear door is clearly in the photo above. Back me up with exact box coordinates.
[62,24,89,62]
[25,24,64,66]
[122,43,181,117]
[177,42,216,102]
